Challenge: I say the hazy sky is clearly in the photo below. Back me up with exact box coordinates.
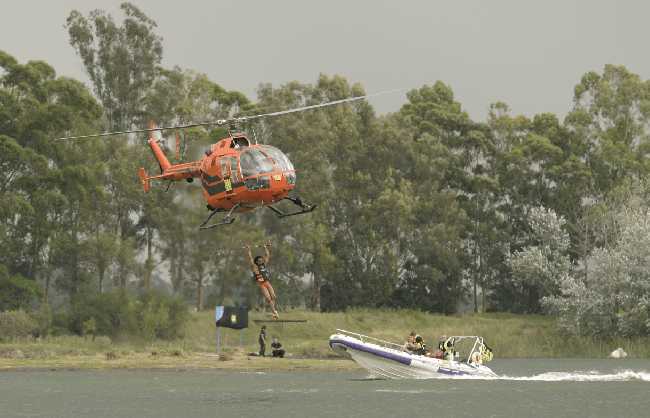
[2,0,649,120]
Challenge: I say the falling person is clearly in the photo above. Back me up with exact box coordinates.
[245,241,279,319]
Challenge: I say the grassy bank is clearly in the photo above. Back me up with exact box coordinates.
[183,309,650,359]
[2,309,649,370]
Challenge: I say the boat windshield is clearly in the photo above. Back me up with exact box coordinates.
[259,145,294,172]
[240,149,274,178]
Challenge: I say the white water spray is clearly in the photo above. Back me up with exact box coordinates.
[406,369,650,382]
[499,370,650,382]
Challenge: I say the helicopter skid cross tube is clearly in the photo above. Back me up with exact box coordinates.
[267,196,317,218]
[199,203,240,229]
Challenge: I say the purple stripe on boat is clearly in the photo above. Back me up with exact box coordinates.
[329,338,412,366]
[437,367,469,376]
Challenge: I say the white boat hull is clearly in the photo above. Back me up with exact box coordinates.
[329,333,497,379]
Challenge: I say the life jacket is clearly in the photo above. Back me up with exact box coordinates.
[253,265,270,283]
[413,335,426,355]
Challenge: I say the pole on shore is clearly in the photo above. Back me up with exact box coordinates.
[216,326,221,355]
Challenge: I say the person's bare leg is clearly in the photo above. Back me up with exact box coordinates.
[260,286,272,305]
[260,286,279,318]
[264,283,279,319]
[267,283,277,301]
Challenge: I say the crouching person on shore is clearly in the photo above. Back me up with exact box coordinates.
[271,337,285,358]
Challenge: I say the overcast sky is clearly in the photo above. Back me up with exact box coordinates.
[2,0,649,120]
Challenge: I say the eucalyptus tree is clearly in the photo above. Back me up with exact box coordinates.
[0,50,103,301]
[545,183,650,336]
[66,2,163,131]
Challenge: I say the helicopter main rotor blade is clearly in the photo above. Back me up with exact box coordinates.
[236,88,405,122]
[56,88,405,141]
[56,120,229,141]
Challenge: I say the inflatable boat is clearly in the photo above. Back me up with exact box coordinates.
[329,329,497,379]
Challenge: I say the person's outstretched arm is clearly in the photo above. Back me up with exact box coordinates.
[244,244,258,272]
[263,241,271,264]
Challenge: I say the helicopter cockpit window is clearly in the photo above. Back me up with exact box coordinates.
[231,136,250,148]
[240,149,274,178]
[259,145,294,172]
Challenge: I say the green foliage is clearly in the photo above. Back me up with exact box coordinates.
[65,290,189,340]
[31,303,53,337]
[137,291,189,340]
[0,311,38,341]
[68,291,136,338]
[508,207,572,313]
[66,2,163,130]
[0,266,42,311]
[82,318,97,338]
[545,182,650,337]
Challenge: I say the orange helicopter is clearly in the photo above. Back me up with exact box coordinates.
[138,125,312,228]
[57,90,399,229]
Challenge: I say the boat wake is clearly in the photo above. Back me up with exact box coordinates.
[410,370,650,382]
[500,370,650,382]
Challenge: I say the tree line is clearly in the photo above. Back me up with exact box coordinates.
[2,3,650,337]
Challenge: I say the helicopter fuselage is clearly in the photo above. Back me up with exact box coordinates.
[139,132,297,214]
[199,134,296,212]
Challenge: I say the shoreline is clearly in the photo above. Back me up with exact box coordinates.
[0,352,360,372]
[3,310,649,369]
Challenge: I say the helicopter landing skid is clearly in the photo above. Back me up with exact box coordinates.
[267,197,317,218]
[199,203,240,229]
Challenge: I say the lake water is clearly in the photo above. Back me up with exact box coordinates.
[1,359,649,418]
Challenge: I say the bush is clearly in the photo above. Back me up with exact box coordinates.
[31,303,53,337]
[136,291,189,340]
[0,310,38,340]
[65,290,189,340]
[68,291,136,338]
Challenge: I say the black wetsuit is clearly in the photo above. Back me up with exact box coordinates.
[271,341,285,358]
[258,328,266,356]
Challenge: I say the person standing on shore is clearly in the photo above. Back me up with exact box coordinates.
[258,325,267,356]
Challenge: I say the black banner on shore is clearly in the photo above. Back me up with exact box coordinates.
[215,306,248,329]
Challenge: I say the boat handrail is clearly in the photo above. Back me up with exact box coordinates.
[334,330,486,359]
[335,329,405,351]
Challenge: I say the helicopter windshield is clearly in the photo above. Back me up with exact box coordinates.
[240,149,274,178]
[259,145,294,172]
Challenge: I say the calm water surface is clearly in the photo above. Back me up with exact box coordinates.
[1,359,649,418]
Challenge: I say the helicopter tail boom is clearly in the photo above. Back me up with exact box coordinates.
[137,122,201,192]
[137,162,202,192]
[147,136,172,172]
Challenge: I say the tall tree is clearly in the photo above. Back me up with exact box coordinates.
[66,2,163,130]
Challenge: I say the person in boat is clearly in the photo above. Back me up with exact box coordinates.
[437,336,456,360]
[427,337,444,359]
[403,331,418,353]
[435,336,447,359]
[413,335,428,356]
[470,350,483,365]
[245,241,279,319]
[271,337,285,358]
